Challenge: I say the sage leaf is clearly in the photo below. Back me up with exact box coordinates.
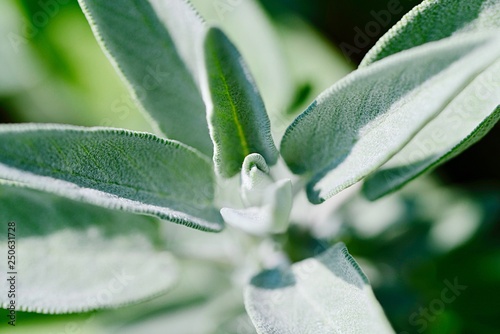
[363,63,500,200]
[361,0,500,67]
[245,243,394,334]
[190,0,294,119]
[203,27,278,177]
[359,0,500,199]
[281,32,500,203]
[0,124,223,232]
[78,0,212,155]
[0,184,178,313]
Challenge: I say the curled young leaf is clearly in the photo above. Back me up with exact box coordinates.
[240,153,274,207]
[221,153,291,235]
[221,178,292,236]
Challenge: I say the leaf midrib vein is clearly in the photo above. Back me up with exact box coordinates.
[212,47,250,157]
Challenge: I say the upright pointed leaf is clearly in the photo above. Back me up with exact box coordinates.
[190,0,294,118]
[361,0,500,67]
[245,243,394,333]
[203,27,278,177]
[0,124,223,231]
[0,184,177,313]
[78,0,212,155]
[281,32,500,203]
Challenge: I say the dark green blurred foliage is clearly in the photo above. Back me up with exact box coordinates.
[348,189,500,333]
[260,0,423,64]
[282,181,500,333]
[16,0,81,82]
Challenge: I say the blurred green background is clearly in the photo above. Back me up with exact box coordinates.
[1,0,499,333]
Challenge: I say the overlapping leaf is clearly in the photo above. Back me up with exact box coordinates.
[363,67,500,200]
[360,0,500,199]
[281,32,500,203]
[0,124,223,231]
[78,0,212,155]
[361,0,500,67]
[245,243,394,333]
[0,184,178,313]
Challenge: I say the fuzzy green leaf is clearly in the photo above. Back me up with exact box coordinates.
[361,0,500,67]
[78,0,212,155]
[359,0,500,199]
[281,32,500,203]
[363,69,500,200]
[0,184,178,313]
[245,243,394,334]
[190,0,294,118]
[0,124,223,231]
[203,27,278,177]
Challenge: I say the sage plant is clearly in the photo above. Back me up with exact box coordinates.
[0,0,499,332]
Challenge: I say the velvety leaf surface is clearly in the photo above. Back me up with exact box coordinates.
[281,32,500,203]
[203,28,278,177]
[363,63,500,200]
[78,0,212,155]
[0,184,177,313]
[190,0,294,119]
[358,0,500,199]
[361,0,500,67]
[0,124,223,231]
[245,243,394,334]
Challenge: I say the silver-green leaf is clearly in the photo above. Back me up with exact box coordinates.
[281,32,500,203]
[359,0,500,199]
[203,27,278,177]
[361,0,500,67]
[190,0,294,119]
[78,0,212,155]
[245,243,394,334]
[0,184,178,313]
[363,65,500,200]
[0,124,223,231]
